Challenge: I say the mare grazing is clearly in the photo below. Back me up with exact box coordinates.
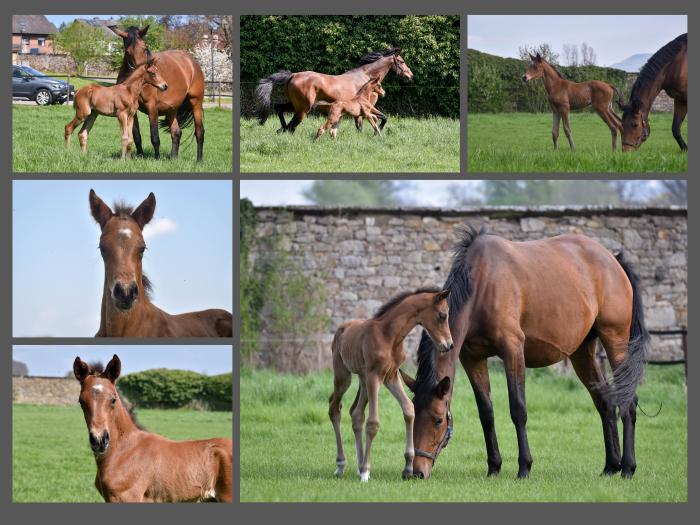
[255,48,413,134]
[110,25,206,161]
[65,58,168,159]
[89,190,232,337]
[403,228,649,480]
[74,355,232,502]
[522,53,625,151]
[619,33,687,152]
[314,77,386,139]
[329,288,453,482]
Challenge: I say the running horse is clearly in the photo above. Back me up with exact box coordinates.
[255,48,413,134]
[89,189,232,337]
[619,33,687,152]
[402,228,649,480]
[109,26,206,161]
[74,355,233,502]
[522,53,625,151]
[329,288,453,482]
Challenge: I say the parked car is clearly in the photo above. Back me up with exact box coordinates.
[12,65,75,105]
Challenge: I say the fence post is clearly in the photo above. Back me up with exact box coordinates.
[218,81,221,108]
[67,74,71,103]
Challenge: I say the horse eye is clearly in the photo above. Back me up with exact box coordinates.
[111,397,117,406]
[435,418,443,427]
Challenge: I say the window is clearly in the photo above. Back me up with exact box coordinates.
[38,37,46,47]
[22,36,29,45]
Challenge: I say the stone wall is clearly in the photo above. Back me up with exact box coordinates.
[13,376,79,405]
[14,53,115,77]
[249,205,687,371]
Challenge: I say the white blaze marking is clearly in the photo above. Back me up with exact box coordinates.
[92,384,104,393]
[118,228,132,239]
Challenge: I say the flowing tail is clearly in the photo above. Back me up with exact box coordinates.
[254,70,293,125]
[159,98,194,131]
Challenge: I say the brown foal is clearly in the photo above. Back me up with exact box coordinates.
[90,190,232,337]
[329,288,453,482]
[65,57,168,159]
[314,78,387,139]
[522,53,625,151]
[74,355,233,502]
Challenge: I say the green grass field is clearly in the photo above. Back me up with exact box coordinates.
[468,113,688,173]
[240,116,460,173]
[240,365,686,502]
[12,405,232,502]
[12,105,232,173]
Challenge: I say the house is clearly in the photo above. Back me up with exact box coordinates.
[12,15,57,56]
[75,17,121,53]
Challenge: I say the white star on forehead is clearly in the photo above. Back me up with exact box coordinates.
[92,384,104,393]
[118,228,132,239]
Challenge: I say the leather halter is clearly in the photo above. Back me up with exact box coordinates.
[414,403,453,462]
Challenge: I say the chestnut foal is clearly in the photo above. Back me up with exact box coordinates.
[65,57,168,159]
[329,288,453,482]
[74,355,233,502]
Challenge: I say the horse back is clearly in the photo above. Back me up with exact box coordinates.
[289,71,367,106]
[170,308,233,337]
[138,50,205,112]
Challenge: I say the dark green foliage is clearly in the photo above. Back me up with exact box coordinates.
[240,16,459,117]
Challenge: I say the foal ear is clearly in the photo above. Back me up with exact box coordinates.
[535,52,542,61]
[400,369,417,393]
[138,25,150,38]
[102,355,122,383]
[434,289,451,304]
[73,357,91,383]
[435,376,451,399]
[131,192,156,230]
[89,189,114,229]
[109,26,128,39]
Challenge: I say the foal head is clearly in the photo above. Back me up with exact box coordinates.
[391,49,414,81]
[522,53,545,82]
[89,189,156,312]
[620,99,651,151]
[359,77,386,99]
[73,355,124,455]
[139,57,169,92]
[109,25,151,69]
[418,289,454,353]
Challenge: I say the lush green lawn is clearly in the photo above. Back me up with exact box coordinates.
[240,365,686,502]
[468,113,688,173]
[13,105,232,173]
[240,116,460,173]
[12,405,232,502]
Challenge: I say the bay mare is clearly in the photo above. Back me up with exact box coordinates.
[619,33,687,151]
[74,355,232,502]
[255,48,413,133]
[90,190,232,337]
[403,228,649,480]
[329,288,453,482]
[522,53,625,151]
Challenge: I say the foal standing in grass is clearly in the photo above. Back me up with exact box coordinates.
[329,288,453,482]
[65,57,168,159]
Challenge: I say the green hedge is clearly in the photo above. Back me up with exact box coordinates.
[240,15,460,117]
[467,49,628,113]
[118,369,232,410]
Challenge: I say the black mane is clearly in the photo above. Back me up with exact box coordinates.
[372,286,441,319]
[357,47,400,65]
[412,226,488,408]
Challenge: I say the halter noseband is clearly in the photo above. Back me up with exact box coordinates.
[414,403,453,463]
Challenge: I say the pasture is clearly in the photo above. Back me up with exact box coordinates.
[12,405,232,502]
[240,365,687,502]
[468,113,688,173]
[239,116,460,173]
[12,105,232,173]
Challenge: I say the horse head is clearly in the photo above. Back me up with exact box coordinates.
[620,98,651,151]
[109,25,151,70]
[522,53,544,82]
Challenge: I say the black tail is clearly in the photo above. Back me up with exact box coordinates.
[254,70,293,125]
[159,98,195,131]
[602,252,650,410]
[613,85,626,111]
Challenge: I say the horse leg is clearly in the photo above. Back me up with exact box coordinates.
[596,109,619,151]
[570,340,622,475]
[462,354,502,476]
[131,113,144,156]
[192,99,205,162]
[287,111,308,134]
[65,115,85,148]
[561,109,575,150]
[316,117,333,141]
[119,112,131,160]
[359,373,381,482]
[167,113,182,159]
[147,110,161,160]
[78,113,98,155]
[552,112,560,149]
[376,110,388,131]
[501,336,532,478]
[350,380,368,475]
[275,102,294,133]
[384,370,415,479]
[355,116,363,132]
[672,100,688,151]
[328,355,352,477]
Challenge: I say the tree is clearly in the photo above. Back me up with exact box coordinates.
[563,43,579,66]
[659,180,687,205]
[518,43,560,64]
[302,181,407,207]
[581,42,597,66]
[53,20,109,75]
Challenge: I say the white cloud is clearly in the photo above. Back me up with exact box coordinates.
[144,217,177,240]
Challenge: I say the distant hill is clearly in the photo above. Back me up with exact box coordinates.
[610,53,652,72]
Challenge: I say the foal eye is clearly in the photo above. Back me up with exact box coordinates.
[111,397,117,406]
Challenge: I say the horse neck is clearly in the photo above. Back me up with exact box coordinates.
[377,295,425,345]
[95,398,141,465]
[121,68,148,98]
[540,62,564,93]
[631,70,668,117]
[358,57,393,82]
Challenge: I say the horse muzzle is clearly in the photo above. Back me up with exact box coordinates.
[89,431,110,454]
[159,83,168,92]
[112,281,139,311]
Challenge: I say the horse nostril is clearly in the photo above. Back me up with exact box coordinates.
[129,283,139,299]
[449,343,455,350]
[415,471,425,479]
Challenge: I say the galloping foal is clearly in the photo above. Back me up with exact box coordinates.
[329,288,453,482]
[65,57,168,159]
[314,77,387,139]
[74,355,233,502]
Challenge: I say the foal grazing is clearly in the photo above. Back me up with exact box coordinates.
[522,53,625,151]
[329,288,453,482]
[90,190,232,337]
[65,58,168,159]
[314,78,387,139]
[74,355,233,502]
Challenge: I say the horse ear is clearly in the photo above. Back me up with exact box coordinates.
[73,357,91,383]
[434,289,451,304]
[400,369,416,393]
[139,25,150,38]
[89,189,113,229]
[102,355,121,383]
[131,192,156,230]
[109,26,128,39]
[435,376,451,399]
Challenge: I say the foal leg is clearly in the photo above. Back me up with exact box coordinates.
[596,109,619,151]
[118,113,131,160]
[350,380,368,474]
[561,109,575,150]
[501,336,532,479]
[552,112,561,149]
[65,116,85,148]
[672,100,688,151]
[359,373,381,482]
[78,113,98,155]
[328,357,352,477]
[384,371,415,479]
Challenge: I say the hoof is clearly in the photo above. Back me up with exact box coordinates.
[516,470,530,480]
[359,470,370,483]
[276,127,285,134]
[601,465,622,476]
[621,468,636,479]
[487,468,501,477]
[334,461,346,477]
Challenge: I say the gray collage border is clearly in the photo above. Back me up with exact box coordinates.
[2,0,693,523]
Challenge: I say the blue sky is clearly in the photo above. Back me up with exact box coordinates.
[13,345,232,377]
[13,180,232,337]
[468,15,687,65]
[44,15,162,27]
